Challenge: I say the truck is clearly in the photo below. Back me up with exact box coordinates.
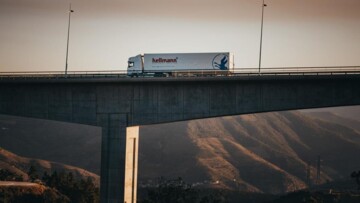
[127,52,234,77]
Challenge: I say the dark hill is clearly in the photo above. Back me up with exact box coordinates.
[0,115,101,174]
[304,111,360,133]
[139,111,360,194]
[0,147,99,185]
[1,107,360,195]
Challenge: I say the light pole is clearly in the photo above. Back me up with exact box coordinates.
[259,0,267,74]
[65,3,74,76]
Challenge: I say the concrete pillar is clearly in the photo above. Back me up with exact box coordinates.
[124,126,139,203]
[99,114,127,203]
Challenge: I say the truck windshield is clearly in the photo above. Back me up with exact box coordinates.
[128,62,134,68]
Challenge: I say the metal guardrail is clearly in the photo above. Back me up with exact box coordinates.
[0,66,360,79]
[0,70,128,80]
[232,66,360,76]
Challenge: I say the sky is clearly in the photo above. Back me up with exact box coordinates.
[0,0,360,72]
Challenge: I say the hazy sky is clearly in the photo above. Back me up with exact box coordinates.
[1,0,360,72]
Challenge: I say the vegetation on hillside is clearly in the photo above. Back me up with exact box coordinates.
[139,111,360,194]
[0,165,99,203]
[269,190,360,203]
[0,185,70,203]
[138,177,277,203]
[0,168,23,181]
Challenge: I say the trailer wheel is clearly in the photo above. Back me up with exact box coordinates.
[154,73,166,77]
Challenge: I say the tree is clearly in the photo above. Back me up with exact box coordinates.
[28,165,39,182]
[142,177,199,203]
[41,170,99,203]
[0,169,23,181]
[351,170,360,190]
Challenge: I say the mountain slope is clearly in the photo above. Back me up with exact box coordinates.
[1,107,360,195]
[139,111,360,194]
[0,147,99,185]
[305,111,360,133]
[301,106,360,122]
[0,115,101,174]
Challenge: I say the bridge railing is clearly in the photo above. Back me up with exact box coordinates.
[0,70,128,78]
[233,66,360,75]
[0,66,360,79]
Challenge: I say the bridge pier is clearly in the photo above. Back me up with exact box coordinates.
[98,114,128,203]
[124,126,139,203]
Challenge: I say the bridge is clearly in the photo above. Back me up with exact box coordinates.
[1,66,360,79]
[1,67,360,203]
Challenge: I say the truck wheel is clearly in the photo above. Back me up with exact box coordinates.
[154,73,165,77]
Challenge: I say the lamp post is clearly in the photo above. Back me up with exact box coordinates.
[65,3,74,76]
[259,0,267,74]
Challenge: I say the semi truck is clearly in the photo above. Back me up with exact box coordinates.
[127,52,234,77]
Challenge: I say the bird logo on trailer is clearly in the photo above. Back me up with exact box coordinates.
[212,54,228,70]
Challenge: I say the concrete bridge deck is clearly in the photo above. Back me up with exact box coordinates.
[1,66,359,81]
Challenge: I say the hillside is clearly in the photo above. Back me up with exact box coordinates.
[0,147,99,185]
[1,107,360,195]
[304,111,360,133]
[301,105,360,122]
[139,111,360,194]
[0,115,101,174]
[0,181,70,202]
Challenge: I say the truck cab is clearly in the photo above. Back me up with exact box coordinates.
[127,54,143,77]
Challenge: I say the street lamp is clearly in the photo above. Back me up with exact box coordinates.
[259,0,267,74]
[65,3,74,76]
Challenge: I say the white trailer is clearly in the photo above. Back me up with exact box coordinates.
[127,52,234,77]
